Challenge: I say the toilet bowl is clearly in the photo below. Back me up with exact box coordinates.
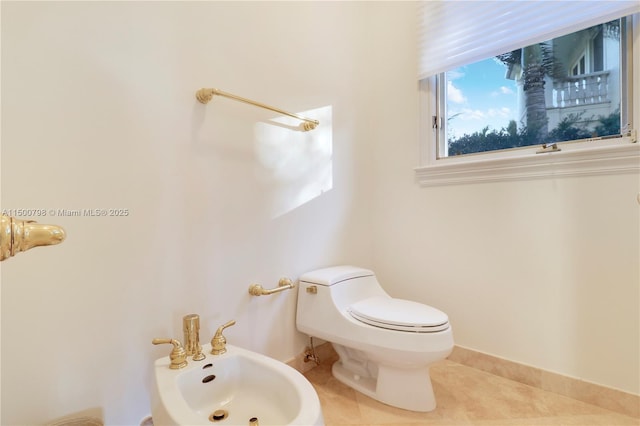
[296,265,454,412]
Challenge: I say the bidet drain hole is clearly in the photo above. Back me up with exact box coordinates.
[203,363,213,369]
[209,409,228,422]
[202,374,216,383]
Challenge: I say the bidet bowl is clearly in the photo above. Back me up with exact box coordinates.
[151,343,324,426]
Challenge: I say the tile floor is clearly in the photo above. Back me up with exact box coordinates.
[303,351,640,426]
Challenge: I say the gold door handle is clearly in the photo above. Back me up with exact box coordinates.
[0,215,66,261]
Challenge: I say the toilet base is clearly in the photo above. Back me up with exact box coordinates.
[332,360,436,412]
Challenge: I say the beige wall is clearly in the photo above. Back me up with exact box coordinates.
[2,2,638,425]
[365,2,640,397]
[1,2,375,424]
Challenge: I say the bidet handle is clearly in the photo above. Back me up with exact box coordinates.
[217,320,236,333]
[152,338,188,369]
[210,320,236,355]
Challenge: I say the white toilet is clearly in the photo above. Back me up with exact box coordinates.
[296,265,454,412]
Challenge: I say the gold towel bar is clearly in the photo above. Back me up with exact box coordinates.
[195,88,319,131]
[248,278,295,296]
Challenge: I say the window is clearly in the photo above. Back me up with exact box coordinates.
[571,55,586,76]
[416,2,640,186]
[437,19,628,159]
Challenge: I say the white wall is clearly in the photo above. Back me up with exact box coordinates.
[366,3,640,396]
[2,2,638,425]
[1,2,375,424]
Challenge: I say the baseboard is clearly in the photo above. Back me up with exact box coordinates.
[448,345,639,419]
[290,343,639,419]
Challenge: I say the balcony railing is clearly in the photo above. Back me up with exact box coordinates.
[551,71,610,108]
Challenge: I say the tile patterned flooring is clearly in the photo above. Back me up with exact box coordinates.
[303,350,640,426]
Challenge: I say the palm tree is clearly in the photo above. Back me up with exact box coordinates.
[496,43,561,144]
[521,44,550,141]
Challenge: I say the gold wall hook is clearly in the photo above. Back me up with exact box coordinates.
[0,215,66,261]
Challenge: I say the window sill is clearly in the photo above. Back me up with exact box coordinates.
[415,143,640,187]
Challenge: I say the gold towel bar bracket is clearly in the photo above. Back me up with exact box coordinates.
[248,277,295,296]
[195,88,319,131]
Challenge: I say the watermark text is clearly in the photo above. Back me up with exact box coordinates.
[1,208,130,218]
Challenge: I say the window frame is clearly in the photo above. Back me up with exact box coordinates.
[415,14,639,187]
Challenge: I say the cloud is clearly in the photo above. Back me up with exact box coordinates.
[490,86,515,97]
[447,70,465,80]
[448,106,515,139]
[447,81,466,104]
[487,107,512,118]
[455,107,512,121]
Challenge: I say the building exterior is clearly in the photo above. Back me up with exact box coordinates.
[510,21,621,133]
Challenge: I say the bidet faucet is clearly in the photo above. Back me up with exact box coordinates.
[183,314,205,361]
[210,320,236,355]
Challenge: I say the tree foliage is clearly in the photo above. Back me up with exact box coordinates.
[448,110,620,156]
[547,113,593,142]
[593,110,620,137]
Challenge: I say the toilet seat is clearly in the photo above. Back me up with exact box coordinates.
[348,296,449,333]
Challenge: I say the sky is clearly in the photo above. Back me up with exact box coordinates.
[446,58,519,140]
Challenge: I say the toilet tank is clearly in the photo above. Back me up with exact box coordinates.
[299,265,374,286]
[296,266,388,336]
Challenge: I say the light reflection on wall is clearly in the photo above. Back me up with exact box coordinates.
[254,106,333,219]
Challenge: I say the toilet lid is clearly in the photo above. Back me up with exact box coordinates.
[348,296,449,333]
